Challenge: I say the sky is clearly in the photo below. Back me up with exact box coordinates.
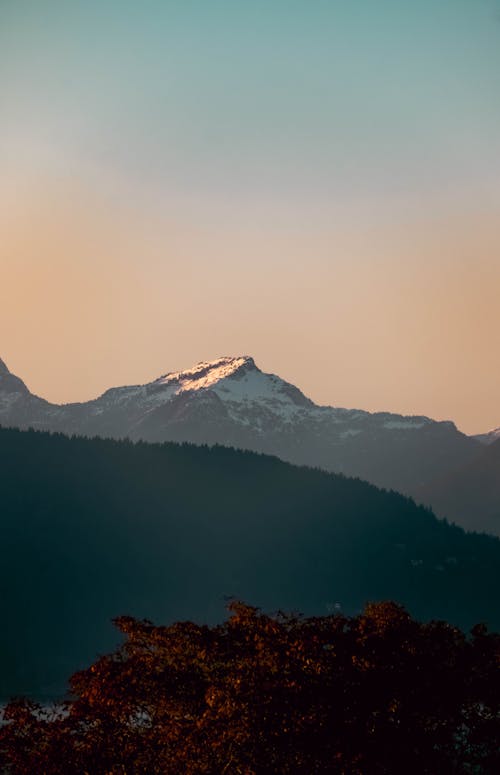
[1,0,500,434]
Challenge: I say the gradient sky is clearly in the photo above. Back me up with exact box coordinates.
[1,0,500,433]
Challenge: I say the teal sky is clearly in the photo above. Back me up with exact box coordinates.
[1,1,500,432]
[2,0,500,205]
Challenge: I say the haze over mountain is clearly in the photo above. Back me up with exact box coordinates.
[418,439,500,537]
[1,426,499,699]
[1,354,494,533]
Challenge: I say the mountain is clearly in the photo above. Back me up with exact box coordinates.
[1,426,499,699]
[0,355,482,512]
[473,427,500,445]
[418,438,500,535]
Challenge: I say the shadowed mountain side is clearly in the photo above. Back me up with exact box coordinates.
[473,427,500,445]
[0,427,499,699]
[418,438,500,535]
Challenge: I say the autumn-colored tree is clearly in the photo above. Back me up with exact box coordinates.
[1,602,499,774]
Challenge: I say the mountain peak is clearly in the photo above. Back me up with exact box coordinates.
[147,355,315,413]
[154,356,258,389]
[0,358,30,396]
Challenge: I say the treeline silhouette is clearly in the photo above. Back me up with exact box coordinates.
[0,426,499,698]
[1,602,499,774]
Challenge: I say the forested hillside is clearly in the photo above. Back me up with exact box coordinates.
[1,427,499,698]
[0,356,483,527]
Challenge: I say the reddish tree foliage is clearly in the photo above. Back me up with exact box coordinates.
[1,602,499,774]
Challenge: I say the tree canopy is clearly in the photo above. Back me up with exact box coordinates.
[1,602,499,774]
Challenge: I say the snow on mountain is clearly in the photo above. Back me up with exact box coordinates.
[0,353,435,431]
[80,356,311,427]
[153,355,313,418]
[156,356,255,393]
[133,355,432,429]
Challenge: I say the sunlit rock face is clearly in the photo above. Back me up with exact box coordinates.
[0,354,481,510]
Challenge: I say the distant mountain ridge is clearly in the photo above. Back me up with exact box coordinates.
[418,438,500,536]
[0,354,492,531]
[473,427,500,445]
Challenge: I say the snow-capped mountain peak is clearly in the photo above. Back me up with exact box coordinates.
[0,352,486,518]
[154,356,256,391]
[148,355,312,412]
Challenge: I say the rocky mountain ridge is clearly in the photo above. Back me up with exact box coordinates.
[0,354,490,530]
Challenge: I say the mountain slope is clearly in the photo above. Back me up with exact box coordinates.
[473,427,500,445]
[0,357,53,424]
[0,355,482,511]
[0,427,499,699]
[418,438,500,535]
